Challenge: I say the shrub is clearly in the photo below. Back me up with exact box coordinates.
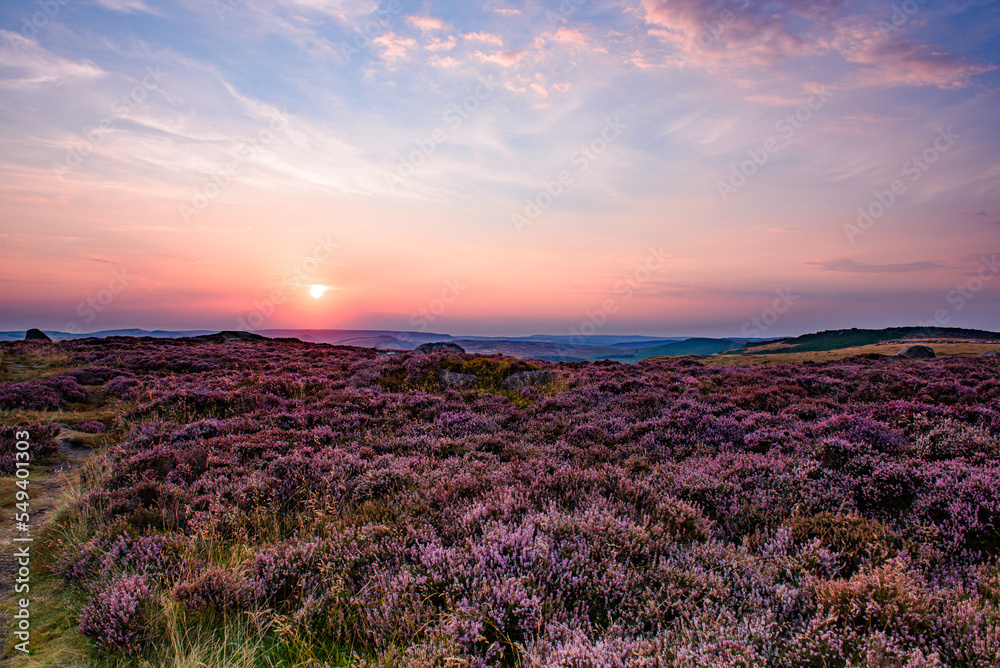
[77,575,152,654]
[0,375,89,410]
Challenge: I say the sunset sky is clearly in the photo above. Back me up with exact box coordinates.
[1,0,998,337]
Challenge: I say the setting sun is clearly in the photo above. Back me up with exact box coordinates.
[309,285,328,299]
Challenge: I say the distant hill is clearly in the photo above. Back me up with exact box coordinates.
[736,327,1000,355]
[629,337,744,358]
[451,337,745,362]
[2,327,746,363]
[257,330,453,346]
[0,329,215,341]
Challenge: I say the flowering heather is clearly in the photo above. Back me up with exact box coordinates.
[73,420,109,434]
[2,337,1000,665]
[76,574,152,654]
[0,374,89,411]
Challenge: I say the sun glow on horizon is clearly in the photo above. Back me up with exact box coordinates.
[309,284,328,299]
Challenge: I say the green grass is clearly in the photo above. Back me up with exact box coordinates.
[3,477,94,667]
[440,357,539,386]
[378,355,556,406]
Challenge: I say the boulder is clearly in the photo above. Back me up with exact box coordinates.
[195,331,268,343]
[414,341,465,355]
[980,349,1000,358]
[501,370,556,390]
[24,328,52,342]
[439,369,477,390]
[896,345,936,360]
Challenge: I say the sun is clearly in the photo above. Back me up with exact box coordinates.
[309,284,328,299]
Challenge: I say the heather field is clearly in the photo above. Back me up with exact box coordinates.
[3,337,1000,667]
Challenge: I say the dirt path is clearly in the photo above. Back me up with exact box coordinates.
[1,431,95,665]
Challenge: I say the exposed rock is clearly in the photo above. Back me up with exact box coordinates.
[24,328,52,342]
[439,369,477,390]
[501,370,556,390]
[414,341,465,355]
[980,349,1000,358]
[896,345,936,359]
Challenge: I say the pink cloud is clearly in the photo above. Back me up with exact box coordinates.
[844,39,994,88]
[425,35,457,52]
[640,0,813,67]
[638,0,989,89]
[550,27,588,48]
[475,49,525,67]
[371,34,417,65]
[407,16,445,32]
[429,55,460,68]
[464,32,504,46]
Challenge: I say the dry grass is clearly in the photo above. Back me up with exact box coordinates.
[0,347,72,383]
[0,396,129,430]
[645,342,1000,367]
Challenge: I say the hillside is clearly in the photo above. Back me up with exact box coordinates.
[736,326,1000,355]
[0,329,746,363]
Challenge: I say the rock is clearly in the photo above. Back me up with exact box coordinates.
[439,369,478,390]
[24,328,52,342]
[195,331,268,343]
[980,349,1000,358]
[501,370,556,390]
[413,341,465,355]
[896,345,936,359]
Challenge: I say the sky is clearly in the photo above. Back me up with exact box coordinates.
[0,0,998,338]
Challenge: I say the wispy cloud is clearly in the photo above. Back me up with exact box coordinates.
[0,32,104,88]
[810,259,943,273]
[92,0,157,14]
[0,0,997,333]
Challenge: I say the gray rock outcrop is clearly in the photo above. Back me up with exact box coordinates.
[24,328,52,342]
[896,345,936,359]
[414,342,465,355]
[500,370,556,390]
[439,369,478,390]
